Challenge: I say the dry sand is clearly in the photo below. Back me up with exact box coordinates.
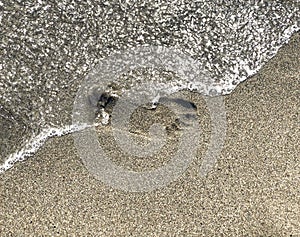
[0,33,299,236]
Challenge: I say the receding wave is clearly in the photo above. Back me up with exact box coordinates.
[0,0,299,173]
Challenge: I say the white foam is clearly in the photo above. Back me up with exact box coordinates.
[0,123,96,174]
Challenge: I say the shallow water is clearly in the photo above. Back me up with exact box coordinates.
[0,0,299,173]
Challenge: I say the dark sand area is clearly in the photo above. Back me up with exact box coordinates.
[1,34,299,236]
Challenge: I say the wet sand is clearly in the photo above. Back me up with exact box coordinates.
[1,33,299,236]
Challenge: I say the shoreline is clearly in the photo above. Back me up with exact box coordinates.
[1,33,299,236]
